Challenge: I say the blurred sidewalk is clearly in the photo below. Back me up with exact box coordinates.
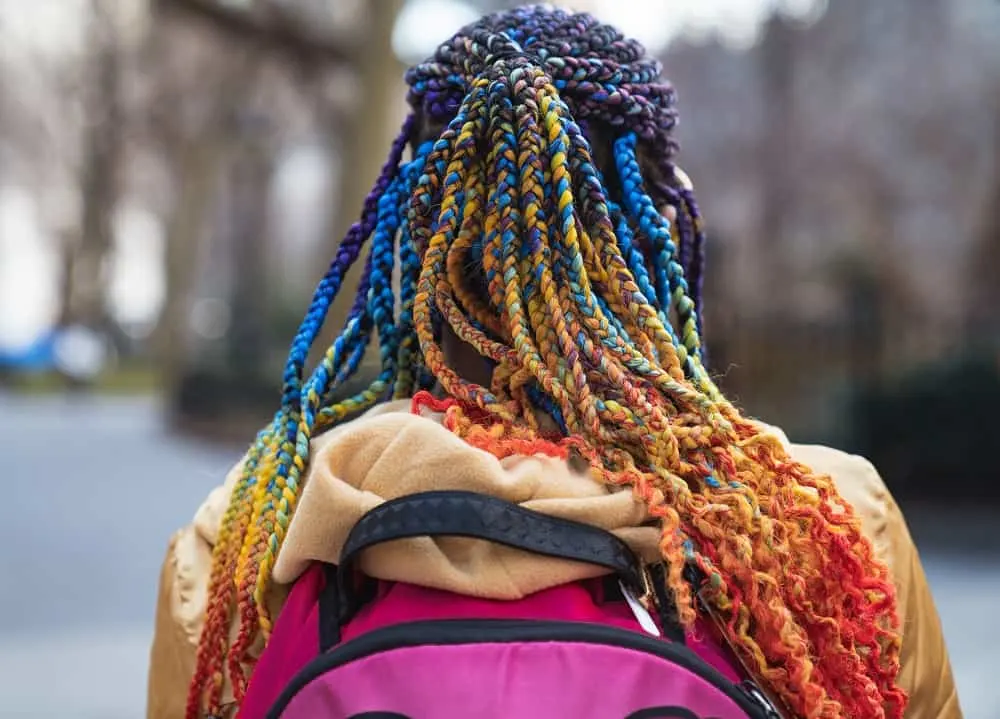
[0,393,996,718]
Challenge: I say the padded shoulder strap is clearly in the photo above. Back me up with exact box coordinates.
[338,490,642,591]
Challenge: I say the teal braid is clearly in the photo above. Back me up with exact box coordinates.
[614,133,704,373]
[547,103,717,415]
[395,141,436,398]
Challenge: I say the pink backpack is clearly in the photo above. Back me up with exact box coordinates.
[237,491,783,719]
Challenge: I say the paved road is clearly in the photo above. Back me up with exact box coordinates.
[0,393,996,718]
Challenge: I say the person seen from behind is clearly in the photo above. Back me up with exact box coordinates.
[147,6,962,719]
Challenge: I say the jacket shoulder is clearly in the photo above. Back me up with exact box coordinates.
[786,442,893,534]
[782,441,963,718]
[754,422,894,542]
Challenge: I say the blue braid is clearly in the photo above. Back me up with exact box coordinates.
[328,256,375,394]
[614,133,704,374]
[394,141,436,398]
[280,116,414,408]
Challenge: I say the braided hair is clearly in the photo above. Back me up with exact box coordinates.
[188,7,904,718]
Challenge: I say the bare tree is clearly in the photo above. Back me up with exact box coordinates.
[223,67,279,379]
[153,0,355,65]
[57,0,124,331]
[755,12,798,309]
[139,15,253,393]
[316,0,405,369]
[137,0,365,425]
[969,88,1000,337]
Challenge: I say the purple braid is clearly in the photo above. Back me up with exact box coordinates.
[279,115,416,404]
[677,185,707,346]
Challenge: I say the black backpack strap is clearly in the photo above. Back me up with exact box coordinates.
[339,489,642,586]
[317,563,342,650]
[319,490,688,652]
[319,490,643,645]
[318,562,381,651]
[646,562,685,645]
[338,490,643,602]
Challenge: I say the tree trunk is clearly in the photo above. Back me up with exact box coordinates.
[313,0,405,370]
[756,13,797,312]
[969,91,1000,338]
[225,120,274,378]
[155,133,226,395]
[59,0,122,330]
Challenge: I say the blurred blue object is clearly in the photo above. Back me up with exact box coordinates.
[0,325,108,382]
[0,332,57,372]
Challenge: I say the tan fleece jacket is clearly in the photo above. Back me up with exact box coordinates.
[147,400,962,719]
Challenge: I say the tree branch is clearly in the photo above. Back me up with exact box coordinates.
[153,0,356,65]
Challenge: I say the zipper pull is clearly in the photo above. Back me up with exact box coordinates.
[619,580,662,637]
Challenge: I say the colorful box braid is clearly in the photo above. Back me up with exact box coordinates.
[187,7,905,719]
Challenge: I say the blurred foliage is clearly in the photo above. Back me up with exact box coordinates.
[848,349,1000,502]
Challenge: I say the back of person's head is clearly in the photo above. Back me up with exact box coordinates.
[190,6,905,718]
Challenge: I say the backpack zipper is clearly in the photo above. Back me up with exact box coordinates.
[266,618,773,719]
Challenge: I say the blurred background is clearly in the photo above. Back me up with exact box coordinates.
[0,0,997,716]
